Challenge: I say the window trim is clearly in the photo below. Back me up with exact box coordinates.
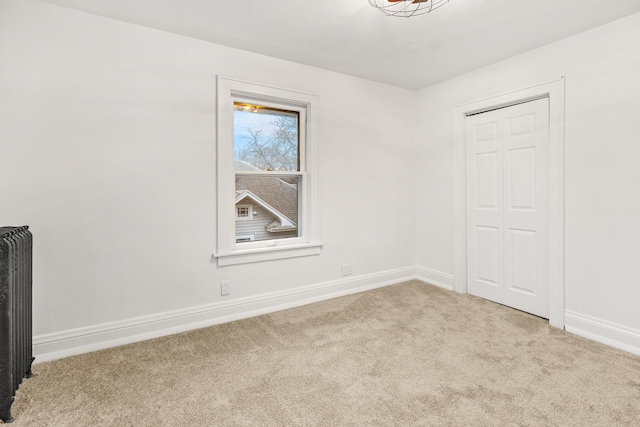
[215,76,321,266]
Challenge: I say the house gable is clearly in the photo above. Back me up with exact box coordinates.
[235,190,296,229]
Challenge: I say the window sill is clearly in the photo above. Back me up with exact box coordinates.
[214,243,323,266]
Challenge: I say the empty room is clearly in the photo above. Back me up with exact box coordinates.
[1,0,639,425]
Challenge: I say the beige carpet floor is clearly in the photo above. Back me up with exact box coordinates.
[7,280,640,426]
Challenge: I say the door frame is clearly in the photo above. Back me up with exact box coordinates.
[453,78,566,329]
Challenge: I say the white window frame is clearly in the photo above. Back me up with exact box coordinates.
[235,205,253,221]
[215,76,321,266]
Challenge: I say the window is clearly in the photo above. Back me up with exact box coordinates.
[215,77,321,266]
[236,205,253,221]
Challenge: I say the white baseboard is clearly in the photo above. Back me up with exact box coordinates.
[415,266,454,291]
[34,266,418,363]
[565,310,640,356]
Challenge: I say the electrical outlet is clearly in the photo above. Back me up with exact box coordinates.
[342,264,352,276]
[221,280,230,296]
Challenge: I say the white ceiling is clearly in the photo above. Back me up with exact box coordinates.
[40,0,640,90]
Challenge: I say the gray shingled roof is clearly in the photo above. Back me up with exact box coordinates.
[234,161,298,225]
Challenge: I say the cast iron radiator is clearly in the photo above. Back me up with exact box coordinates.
[0,226,34,424]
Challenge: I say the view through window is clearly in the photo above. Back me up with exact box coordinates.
[233,103,301,244]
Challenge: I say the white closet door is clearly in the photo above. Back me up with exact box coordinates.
[466,98,550,318]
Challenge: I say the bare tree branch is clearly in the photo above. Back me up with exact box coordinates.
[235,115,298,171]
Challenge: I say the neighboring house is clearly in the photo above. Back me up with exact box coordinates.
[234,161,298,243]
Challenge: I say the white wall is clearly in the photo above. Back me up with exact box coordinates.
[0,0,417,360]
[416,12,640,353]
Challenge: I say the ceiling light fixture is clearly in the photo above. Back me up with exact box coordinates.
[369,0,450,18]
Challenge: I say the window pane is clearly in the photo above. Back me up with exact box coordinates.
[233,103,299,171]
[235,175,300,243]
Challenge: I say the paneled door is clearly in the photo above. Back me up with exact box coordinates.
[466,98,550,318]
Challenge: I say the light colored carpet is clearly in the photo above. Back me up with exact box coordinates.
[8,280,640,426]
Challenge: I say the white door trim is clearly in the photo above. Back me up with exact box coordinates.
[453,78,566,329]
